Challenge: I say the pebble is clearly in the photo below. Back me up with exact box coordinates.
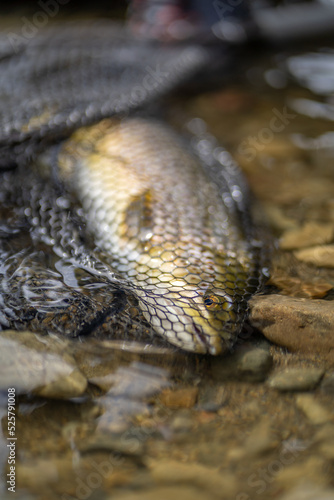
[275,456,328,489]
[96,397,150,434]
[280,222,334,250]
[296,394,332,425]
[170,414,194,433]
[0,331,87,398]
[294,244,334,268]
[278,482,334,500]
[78,432,145,457]
[249,294,334,362]
[15,458,75,490]
[262,204,297,232]
[148,459,237,498]
[267,368,324,391]
[226,418,278,462]
[16,460,59,488]
[100,362,170,399]
[104,361,170,400]
[211,343,273,382]
[243,418,278,456]
[196,386,227,412]
[159,387,198,409]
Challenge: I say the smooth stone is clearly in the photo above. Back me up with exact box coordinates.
[0,331,87,398]
[267,368,324,391]
[96,397,150,433]
[170,415,194,433]
[16,462,58,487]
[226,418,278,462]
[148,459,237,498]
[159,387,198,409]
[275,457,328,489]
[15,458,73,488]
[243,418,278,457]
[101,362,170,399]
[280,222,334,250]
[263,204,298,231]
[211,343,273,382]
[278,482,334,500]
[196,386,227,412]
[296,394,332,425]
[294,245,334,268]
[78,432,145,456]
[249,294,334,361]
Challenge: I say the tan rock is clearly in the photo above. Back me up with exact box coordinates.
[294,245,334,268]
[267,368,324,392]
[159,387,198,409]
[243,418,278,456]
[263,204,298,232]
[0,331,87,398]
[249,294,334,362]
[296,395,333,425]
[275,456,328,489]
[148,459,237,498]
[211,343,273,382]
[278,482,334,500]
[280,222,334,250]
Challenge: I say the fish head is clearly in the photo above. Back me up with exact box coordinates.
[180,288,239,355]
[144,286,240,355]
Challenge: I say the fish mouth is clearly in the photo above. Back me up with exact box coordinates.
[192,321,224,355]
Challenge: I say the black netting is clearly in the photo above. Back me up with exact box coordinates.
[0,21,268,354]
[0,117,267,354]
[0,20,211,168]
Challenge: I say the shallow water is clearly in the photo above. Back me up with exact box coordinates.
[1,10,334,500]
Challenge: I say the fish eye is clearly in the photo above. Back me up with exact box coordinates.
[203,294,223,310]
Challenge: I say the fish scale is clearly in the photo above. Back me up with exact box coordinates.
[54,116,264,354]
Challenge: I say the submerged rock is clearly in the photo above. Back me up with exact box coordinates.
[78,432,145,456]
[278,482,334,500]
[0,330,87,398]
[280,222,333,250]
[148,459,237,498]
[211,342,273,382]
[267,367,324,391]
[296,394,332,425]
[249,294,334,362]
[159,387,199,409]
[294,245,334,268]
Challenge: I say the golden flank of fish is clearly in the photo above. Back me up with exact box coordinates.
[57,118,260,354]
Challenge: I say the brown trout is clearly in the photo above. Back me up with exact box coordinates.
[56,117,263,354]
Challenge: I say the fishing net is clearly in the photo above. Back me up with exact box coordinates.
[0,116,267,354]
[0,20,211,168]
[0,20,267,354]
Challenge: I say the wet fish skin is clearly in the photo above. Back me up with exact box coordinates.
[56,117,262,354]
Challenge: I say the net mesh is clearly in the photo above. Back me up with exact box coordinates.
[0,21,268,354]
[0,117,267,354]
[0,20,211,168]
